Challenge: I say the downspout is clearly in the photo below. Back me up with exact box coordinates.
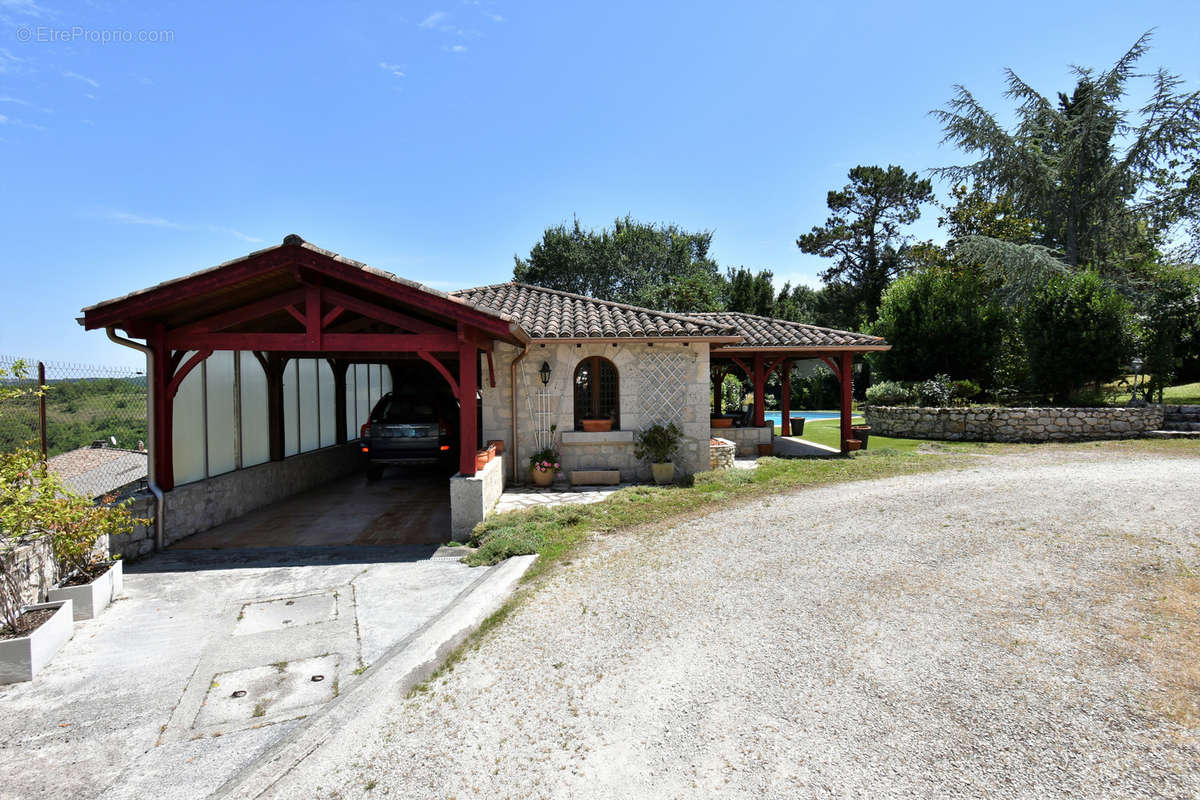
[510,343,530,483]
[106,327,165,550]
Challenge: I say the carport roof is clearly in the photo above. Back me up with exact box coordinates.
[695,311,890,352]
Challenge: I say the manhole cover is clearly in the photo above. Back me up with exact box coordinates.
[193,654,340,729]
[234,591,338,636]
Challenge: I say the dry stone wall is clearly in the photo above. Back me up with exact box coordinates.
[863,405,1164,442]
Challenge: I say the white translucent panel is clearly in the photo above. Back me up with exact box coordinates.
[380,366,393,395]
[205,351,237,476]
[355,364,370,434]
[240,351,270,468]
[172,352,207,485]
[372,364,384,407]
[318,359,336,448]
[345,366,358,439]
[299,359,320,453]
[282,359,300,457]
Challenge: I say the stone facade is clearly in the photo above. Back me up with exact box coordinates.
[162,443,362,545]
[480,341,712,484]
[863,405,1165,442]
[711,425,774,456]
[709,437,735,470]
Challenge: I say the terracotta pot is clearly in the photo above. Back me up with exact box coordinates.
[580,419,613,433]
[476,451,489,470]
[710,417,733,429]
[757,443,773,457]
[531,468,554,487]
[487,443,497,461]
[851,425,871,449]
[487,439,505,455]
[845,438,863,452]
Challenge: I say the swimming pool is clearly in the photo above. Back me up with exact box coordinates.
[762,410,852,424]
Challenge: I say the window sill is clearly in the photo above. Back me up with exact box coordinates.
[561,430,634,445]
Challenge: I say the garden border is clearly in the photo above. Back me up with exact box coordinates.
[863,405,1164,442]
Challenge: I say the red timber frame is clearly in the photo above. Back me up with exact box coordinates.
[83,243,519,489]
[713,350,858,454]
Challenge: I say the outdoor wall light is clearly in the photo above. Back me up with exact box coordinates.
[539,361,552,385]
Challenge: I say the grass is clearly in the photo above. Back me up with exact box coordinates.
[465,448,969,570]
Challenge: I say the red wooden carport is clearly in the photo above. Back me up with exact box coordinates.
[80,235,527,489]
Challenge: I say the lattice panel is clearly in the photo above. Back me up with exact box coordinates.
[638,352,689,426]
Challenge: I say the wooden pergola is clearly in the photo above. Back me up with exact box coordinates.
[80,236,527,489]
[696,312,891,454]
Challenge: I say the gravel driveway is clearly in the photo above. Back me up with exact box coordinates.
[272,446,1200,799]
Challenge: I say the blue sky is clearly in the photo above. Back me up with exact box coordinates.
[1,0,1197,367]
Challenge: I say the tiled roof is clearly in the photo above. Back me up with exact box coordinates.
[690,311,889,349]
[451,283,738,340]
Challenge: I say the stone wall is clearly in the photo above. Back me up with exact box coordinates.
[711,425,774,456]
[162,443,363,545]
[481,341,712,483]
[863,405,1164,442]
[449,455,505,540]
[709,438,735,471]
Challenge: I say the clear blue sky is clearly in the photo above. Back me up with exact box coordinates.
[1,0,1197,367]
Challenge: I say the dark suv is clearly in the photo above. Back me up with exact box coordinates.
[361,391,458,480]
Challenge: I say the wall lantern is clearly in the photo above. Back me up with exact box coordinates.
[538,361,552,386]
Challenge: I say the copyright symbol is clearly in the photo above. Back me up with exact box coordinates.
[16,25,32,42]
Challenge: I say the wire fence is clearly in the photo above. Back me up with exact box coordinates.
[0,355,148,499]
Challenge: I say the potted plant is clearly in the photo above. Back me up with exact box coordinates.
[710,416,733,429]
[789,416,805,435]
[46,490,145,621]
[850,424,871,449]
[580,416,613,433]
[1,448,75,683]
[633,423,681,485]
[528,445,562,487]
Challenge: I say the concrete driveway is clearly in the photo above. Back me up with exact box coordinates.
[0,543,490,800]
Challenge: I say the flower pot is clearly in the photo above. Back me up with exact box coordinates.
[486,444,497,461]
[0,599,74,684]
[757,443,773,457]
[487,439,505,455]
[851,425,871,449]
[710,417,733,429]
[845,438,863,452]
[651,462,674,485]
[476,451,489,470]
[789,417,805,435]
[580,419,613,433]
[47,559,123,621]
[531,468,554,487]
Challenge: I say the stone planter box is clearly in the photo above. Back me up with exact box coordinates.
[0,599,74,684]
[47,559,123,621]
[709,437,735,471]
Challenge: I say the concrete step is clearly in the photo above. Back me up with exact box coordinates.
[1164,421,1200,432]
[1163,404,1200,415]
[1145,430,1200,439]
[1164,414,1200,425]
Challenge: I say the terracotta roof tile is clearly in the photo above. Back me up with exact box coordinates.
[452,283,736,340]
[691,311,888,349]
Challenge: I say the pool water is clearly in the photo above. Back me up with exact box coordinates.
[762,410,844,424]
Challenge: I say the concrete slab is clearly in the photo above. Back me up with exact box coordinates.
[0,544,490,800]
[172,465,452,549]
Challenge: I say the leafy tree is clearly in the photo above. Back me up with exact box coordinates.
[1021,271,1131,403]
[933,32,1200,274]
[870,269,1010,388]
[796,165,934,328]
[1135,264,1200,397]
[726,267,776,316]
[774,282,819,323]
[513,216,724,313]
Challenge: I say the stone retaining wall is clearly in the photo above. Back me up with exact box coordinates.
[709,438,735,471]
[863,405,1164,442]
[711,425,773,457]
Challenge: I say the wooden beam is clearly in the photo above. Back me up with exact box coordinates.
[457,340,478,476]
[780,359,792,437]
[328,359,349,444]
[163,331,459,352]
[485,348,496,388]
[840,351,853,454]
[418,351,460,398]
[321,305,345,329]
[305,285,322,350]
[173,289,310,336]
[166,350,213,399]
[321,287,453,336]
[753,354,766,429]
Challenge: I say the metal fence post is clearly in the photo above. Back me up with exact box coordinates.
[37,361,47,460]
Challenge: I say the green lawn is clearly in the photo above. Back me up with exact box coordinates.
[775,415,930,453]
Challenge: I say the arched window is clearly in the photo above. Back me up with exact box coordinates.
[573,356,620,430]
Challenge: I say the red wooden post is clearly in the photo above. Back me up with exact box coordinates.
[266,353,286,461]
[150,333,175,490]
[752,355,766,428]
[780,359,791,437]
[329,359,348,444]
[458,342,478,476]
[839,351,853,453]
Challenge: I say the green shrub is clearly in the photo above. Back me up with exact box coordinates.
[1022,271,1131,403]
[916,374,953,407]
[950,379,981,405]
[864,381,911,406]
[870,269,1011,388]
[633,423,681,464]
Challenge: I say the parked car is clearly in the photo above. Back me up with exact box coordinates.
[361,391,457,480]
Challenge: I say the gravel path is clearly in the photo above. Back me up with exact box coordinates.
[273,447,1200,799]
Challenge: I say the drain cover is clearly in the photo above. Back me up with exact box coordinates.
[234,591,338,636]
[193,654,340,729]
